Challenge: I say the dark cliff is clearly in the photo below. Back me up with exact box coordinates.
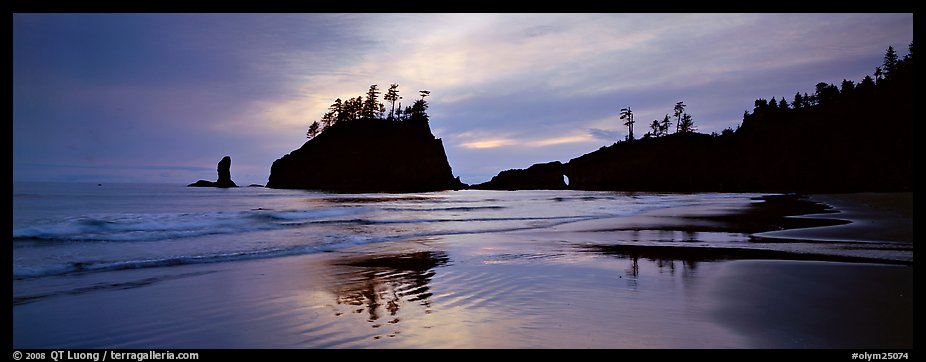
[566,71,912,193]
[266,118,464,192]
[188,156,238,188]
[482,46,912,193]
[472,161,566,190]
[565,133,732,192]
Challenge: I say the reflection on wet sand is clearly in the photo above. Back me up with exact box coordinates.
[328,251,449,329]
[598,247,704,277]
[581,243,908,266]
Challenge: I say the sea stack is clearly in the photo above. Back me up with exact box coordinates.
[267,118,464,193]
[473,161,567,190]
[188,156,238,188]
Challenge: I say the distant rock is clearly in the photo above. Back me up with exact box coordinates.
[566,133,728,192]
[267,118,465,192]
[188,156,238,188]
[216,156,234,187]
[473,161,566,190]
[187,180,216,187]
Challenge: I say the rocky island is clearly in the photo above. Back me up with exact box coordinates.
[267,85,464,193]
[479,45,913,194]
[188,155,238,188]
[472,161,566,190]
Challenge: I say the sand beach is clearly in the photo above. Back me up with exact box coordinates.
[13,192,912,348]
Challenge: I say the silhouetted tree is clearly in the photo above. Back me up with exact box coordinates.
[362,84,382,119]
[894,42,914,78]
[401,104,413,120]
[814,82,839,106]
[754,98,768,112]
[768,97,779,111]
[678,113,695,133]
[351,96,364,120]
[620,107,635,141]
[328,98,344,124]
[650,119,661,137]
[874,66,883,82]
[307,84,433,139]
[409,99,429,121]
[857,75,876,94]
[395,90,431,121]
[329,98,345,123]
[306,121,320,139]
[395,102,404,121]
[340,97,359,121]
[793,92,804,110]
[320,111,336,130]
[673,101,686,133]
[778,97,789,110]
[660,114,671,136]
[840,79,855,96]
[883,46,899,79]
[317,98,344,129]
[384,83,401,120]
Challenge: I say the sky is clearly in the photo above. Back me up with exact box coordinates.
[13,13,913,185]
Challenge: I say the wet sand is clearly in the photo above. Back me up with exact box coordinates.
[12,193,913,348]
[756,193,913,244]
[711,260,912,348]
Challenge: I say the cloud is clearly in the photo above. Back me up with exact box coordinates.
[587,128,622,141]
[456,131,597,150]
[13,13,914,184]
[459,138,519,149]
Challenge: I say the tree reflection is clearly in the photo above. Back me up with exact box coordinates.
[626,256,640,278]
[329,251,449,324]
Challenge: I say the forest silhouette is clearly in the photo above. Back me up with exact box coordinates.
[485,44,913,193]
[306,84,432,140]
[268,84,465,192]
[273,44,911,193]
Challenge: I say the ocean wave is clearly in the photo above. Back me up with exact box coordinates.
[313,215,592,226]
[14,271,218,306]
[550,196,618,202]
[12,217,599,280]
[12,237,386,279]
[12,249,297,279]
[381,206,507,212]
[324,196,440,203]
[13,207,370,242]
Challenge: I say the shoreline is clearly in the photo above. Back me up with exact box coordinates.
[540,192,913,265]
[710,259,912,348]
[754,192,913,244]
[13,239,912,348]
[13,191,913,348]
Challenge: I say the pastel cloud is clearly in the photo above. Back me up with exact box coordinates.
[13,13,913,185]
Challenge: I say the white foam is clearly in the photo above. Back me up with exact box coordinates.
[13,207,370,242]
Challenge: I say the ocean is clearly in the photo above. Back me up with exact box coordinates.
[12,182,765,280]
[12,182,913,348]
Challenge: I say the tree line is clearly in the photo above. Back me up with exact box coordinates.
[567,42,912,193]
[618,101,697,142]
[743,43,913,123]
[614,43,913,143]
[307,84,431,139]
